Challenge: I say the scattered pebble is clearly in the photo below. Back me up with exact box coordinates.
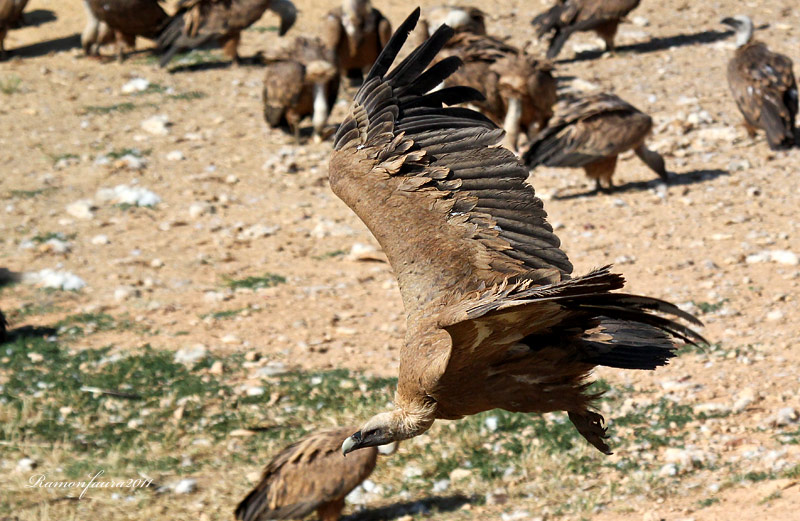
[66,199,96,220]
[91,234,110,245]
[174,344,208,365]
[141,114,171,135]
[746,250,799,266]
[24,269,86,291]
[166,150,185,161]
[114,285,140,302]
[173,478,197,494]
[775,407,798,426]
[96,184,161,207]
[16,457,37,473]
[121,77,150,94]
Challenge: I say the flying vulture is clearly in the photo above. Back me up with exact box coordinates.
[523,92,668,193]
[323,0,392,85]
[262,36,340,142]
[722,15,797,150]
[81,0,115,56]
[235,427,393,521]
[82,0,169,61]
[531,0,641,59]
[437,32,557,151]
[157,0,297,67]
[0,0,28,58]
[331,9,704,457]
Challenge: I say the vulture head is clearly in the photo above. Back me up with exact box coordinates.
[342,406,434,455]
[721,15,754,48]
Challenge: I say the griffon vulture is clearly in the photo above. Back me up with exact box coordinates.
[331,9,704,457]
[323,0,392,85]
[262,36,340,142]
[411,5,486,45]
[157,0,297,67]
[81,0,115,56]
[722,15,797,150]
[523,92,668,192]
[532,0,641,59]
[235,427,394,521]
[439,32,557,151]
[0,0,28,58]
[83,0,169,61]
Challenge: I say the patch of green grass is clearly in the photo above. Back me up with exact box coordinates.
[199,307,255,320]
[84,102,136,115]
[9,187,57,199]
[105,147,151,160]
[29,232,76,244]
[168,91,206,101]
[783,464,800,478]
[0,75,22,95]
[224,273,286,290]
[313,249,346,260]
[697,497,720,508]
[693,299,728,314]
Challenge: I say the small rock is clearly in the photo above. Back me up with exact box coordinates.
[97,184,161,207]
[17,457,37,472]
[174,344,208,365]
[114,285,140,302]
[141,114,171,135]
[632,16,649,26]
[150,258,164,268]
[91,234,110,245]
[484,416,499,432]
[658,463,678,476]
[173,478,197,494]
[775,407,798,426]
[121,77,150,94]
[770,250,799,266]
[225,174,239,184]
[486,489,508,505]
[24,269,86,291]
[66,199,95,220]
[245,386,265,397]
[189,202,212,219]
[766,310,785,322]
[432,479,450,493]
[449,468,472,481]
[403,465,423,478]
[166,150,185,161]
[733,388,756,413]
[237,224,279,240]
[221,334,240,344]
[254,363,287,377]
[209,360,224,375]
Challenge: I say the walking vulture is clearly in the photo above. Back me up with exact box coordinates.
[439,32,557,151]
[157,0,297,67]
[532,0,640,59]
[262,36,340,142]
[331,9,705,457]
[235,427,393,521]
[722,15,797,150]
[0,0,28,58]
[323,0,392,85]
[523,92,668,192]
[83,0,169,61]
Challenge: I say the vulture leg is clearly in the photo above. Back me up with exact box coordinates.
[115,32,135,62]
[221,33,241,65]
[502,97,523,151]
[743,120,758,138]
[0,33,6,61]
[568,411,611,455]
[317,497,345,521]
[584,156,617,193]
[286,110,302,144]
[596,21,619,53]
[311,82,330,143]
[634,144,669,182]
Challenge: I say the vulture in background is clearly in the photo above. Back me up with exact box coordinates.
[0,0,28,58]
[81,0,115,56]
[523,92,668,193]
[83,0,169,61]
[411,5,486,44]
[323,0,392,85]
[722,15,797,150]
[262,36,340,142]
[0,268,21,343]
[439,32,557,151]
[532,0,640,59]
[235,427,394,521]
[157,0,297,67]
[331,9,705,458]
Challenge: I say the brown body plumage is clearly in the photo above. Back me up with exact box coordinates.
[262,36,340,142]
[84,0,169,60]
[722,15,797,150]
[440,33,557,150]
[531,0,641,59]
[332,10,704,458]
[0,0,28,58]
[411,5,486,44]
[235,427,381,521]
[523,92,668,192]
[157,0,297,67]
[81,0,115,56]
[323,0,392,85]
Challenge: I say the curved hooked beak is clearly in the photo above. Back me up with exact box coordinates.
[720,17,738,28]
[341,431,362,456]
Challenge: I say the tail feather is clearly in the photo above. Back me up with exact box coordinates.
[546,27,572,59]
[761,98,795,150]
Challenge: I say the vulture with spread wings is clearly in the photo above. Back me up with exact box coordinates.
[235,427,391,521]
[532,0,640,59]
[332,9,705,457]
[523,92,668,193]
[722,15,797,150]
[157,0,297,67]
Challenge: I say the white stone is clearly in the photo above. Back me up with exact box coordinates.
[91,234,110,245]
[254,363,287,377]
[770,250,799,266]
[733,388,755,413]
[141,114,171,135]
[121,78,150,94]
[432,479,450,493]
[66,199,95,220]
[43,238,71,253]
[97,184,161,207]
[484,416,499,432]
[189,202,211,219]
[173,478,197,494]
[245,386,265,397]
[174,344,208,365]
[658,463,678,476]
[120,154,146,170]
[403,465,423,478]
[775,407,798,426]
[114,286,140,302]
[221,334,240,344]
[24,269,86,291]
[449,468,471,481]
[166,150,185,161]
[632,16,649,26]
[16,457,37,472]
[766,310,785,322]
[237,224,279,240]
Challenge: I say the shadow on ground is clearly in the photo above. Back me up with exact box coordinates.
[12,33,80,58]
[553,169,729,200]
[343,495,473,521]
[20,9,58,28]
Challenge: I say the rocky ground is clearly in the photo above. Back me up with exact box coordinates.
[1,0,799,520]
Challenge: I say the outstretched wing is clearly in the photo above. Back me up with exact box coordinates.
[328,9,571,316]
[235,428,377,521]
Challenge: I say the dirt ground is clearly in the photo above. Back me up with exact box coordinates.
[1,0,800,520]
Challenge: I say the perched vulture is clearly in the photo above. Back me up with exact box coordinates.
[331,9,704,457]
[531,0,641,59]
[0,0,28,58]
[323,0,392,85]
[722,15,797,150]
[81,0,115,56]
[262,36,340,142]
[83,0,169,60]
[439,33,557,150]
[523,92,668,192]
[411,5,486,46]
[157,0,297,67]
[235,427,393,521]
